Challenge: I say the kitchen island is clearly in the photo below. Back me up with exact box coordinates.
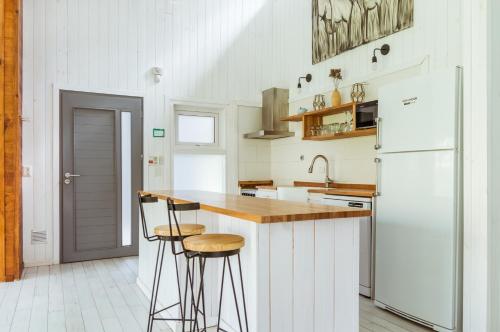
[137,190,371,332]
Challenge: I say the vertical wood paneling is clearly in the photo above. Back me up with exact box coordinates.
[21,0,34,264]
[43,0,57,264]
[77,0,89,88]
[314,220,335,332]
[55,0,67,85]
[33,0,47,263]
[293,221,315,332]
[489,0,500,329]
[256,222,270,332]
[269,222,293,332]
[66,0,78,85]
[138,206,360,332]
[22,0,464,268]
[462,0,488,330]
[334,219,359,331]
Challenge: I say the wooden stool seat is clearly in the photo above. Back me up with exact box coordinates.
[154,224,205,237]
[183,234,245,253]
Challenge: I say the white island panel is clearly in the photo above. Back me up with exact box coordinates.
[137,206,359,332]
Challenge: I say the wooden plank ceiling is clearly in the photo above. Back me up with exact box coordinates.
[0,0,22,282]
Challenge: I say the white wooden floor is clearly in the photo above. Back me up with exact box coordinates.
[0,256,431,332]
[360,296,432,332]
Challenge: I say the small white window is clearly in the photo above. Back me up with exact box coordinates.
[176,111,218,146]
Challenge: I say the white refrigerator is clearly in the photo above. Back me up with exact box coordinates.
[374,67,462,332]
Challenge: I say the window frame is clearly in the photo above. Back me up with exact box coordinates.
[174,109,220,148]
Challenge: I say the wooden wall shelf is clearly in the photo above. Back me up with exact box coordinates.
[281,102,355,123]
[302,102,355,118]
[280,113,304,122]
[281,102,376,141]
[303,128,376,141]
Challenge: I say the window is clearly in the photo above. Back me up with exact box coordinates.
[172,106,226,193]
[176,111,218,146]
[173,154,226,192]
[120,112,132,246]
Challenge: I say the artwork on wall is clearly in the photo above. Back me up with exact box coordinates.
[312,0,414,64]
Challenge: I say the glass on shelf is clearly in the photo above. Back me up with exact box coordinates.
[331,123,340,134]
[321,125,329,136]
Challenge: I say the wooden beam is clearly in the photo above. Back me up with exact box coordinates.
[0,0,22,282]
[0,0,4,282]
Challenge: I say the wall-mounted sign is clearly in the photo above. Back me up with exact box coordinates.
[153,128,165,138]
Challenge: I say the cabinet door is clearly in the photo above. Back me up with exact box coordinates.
[277,187,308,202]
[255,190,277,199]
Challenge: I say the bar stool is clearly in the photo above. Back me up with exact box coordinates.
[166,199,249,332]
[138,193,205,332]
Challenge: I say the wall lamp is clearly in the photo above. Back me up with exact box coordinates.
[297,73,312,88]
[372,44,390,64]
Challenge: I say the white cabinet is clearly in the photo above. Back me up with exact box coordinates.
[308,193,324,204]
[255,189,277,199]
[277,187,308,202]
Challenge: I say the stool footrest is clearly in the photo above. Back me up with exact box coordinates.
[152,317,195,322]
[152,301,180,315]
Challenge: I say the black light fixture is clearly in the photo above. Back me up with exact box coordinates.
[372,44,390,63]
[297,73,312,88]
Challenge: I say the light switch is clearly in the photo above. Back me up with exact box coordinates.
[22,165,32,177]
[148,155,164,166]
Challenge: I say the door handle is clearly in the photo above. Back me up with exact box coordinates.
[374,158,381,196]
[374,117,381,150]
[348,202,364,208]
[64,172,81,179]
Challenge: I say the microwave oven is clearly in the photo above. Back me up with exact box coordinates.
[356,100,378,129]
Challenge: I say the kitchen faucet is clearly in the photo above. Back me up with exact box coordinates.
[308,155,334,188]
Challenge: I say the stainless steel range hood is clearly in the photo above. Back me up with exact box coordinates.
[244,88,294,139]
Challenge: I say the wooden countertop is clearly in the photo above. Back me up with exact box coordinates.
[309,188,375,197]
[238,180,273,189]
[255,182,375,198]
[142,190,371,223]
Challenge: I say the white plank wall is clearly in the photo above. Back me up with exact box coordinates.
[22,0,277,266]
[22,0,463,267]
[489,0,500,329]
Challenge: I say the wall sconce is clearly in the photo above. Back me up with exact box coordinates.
[152,67,163,83]
[372,44,390,68]
[297,73,312,88]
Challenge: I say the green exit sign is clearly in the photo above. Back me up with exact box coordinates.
[153,128,165,138]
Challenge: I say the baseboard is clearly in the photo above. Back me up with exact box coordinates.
[23,261,53,268]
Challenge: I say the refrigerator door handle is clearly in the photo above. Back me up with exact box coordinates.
[374,157,381,196]
[374,117,382,150]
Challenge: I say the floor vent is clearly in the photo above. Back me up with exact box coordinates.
[31,230,47,244]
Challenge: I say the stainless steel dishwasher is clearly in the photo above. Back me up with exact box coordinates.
[322,195,373,298]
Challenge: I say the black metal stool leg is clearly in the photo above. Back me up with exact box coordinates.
[174,254,185,325]
[182,257,191,332]
[193,257,207,332]
[189,258,196,332]
[237,254,249,332]
[227,257,243,332]
[149,240,166,332]
[199,257,207,332]
[148,241,161,331]
[147,241,162,332]
[216,257,227,331]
